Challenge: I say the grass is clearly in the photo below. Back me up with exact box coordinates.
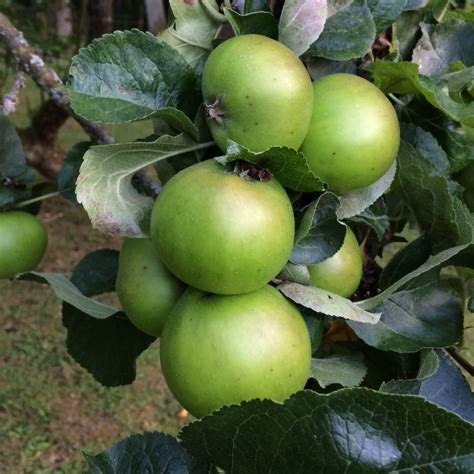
[0,198,189,473]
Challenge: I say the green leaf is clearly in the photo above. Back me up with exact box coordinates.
[310,353,367,387]
[160,0,225,72]
[278,0,327,56]
[302,309,325,352]
[278,263,312,285]
[336,160,397,220]
[442,66,474,103]
[76,135,212,238]
[412,20,474,78]
[360,243,469,309]
[290,193,346,265]
[392,10,423,60]
[400,123,450,174]
[395,141,473,252]
[180,388,474,472]
[86,431,208,474]
[379,234,431,290]
[68,30,200,124]
[309,0,376,61]
[62,249,154,387]
[0,185,31,211]
[350,282,463,352]
[381,349,474,423]
[349,199,390,240]
[370,60,474,126]
[215,140,324,192]
[224,9,278,38]
[70,249,120,296]
[20,271,118,319]
[278,282,381,324]
[58,141,90,203]
[306,57,357,79]
[0,111,32,180]
[367,0,407,33]
[402,102,474,173]
[63,304,154,387]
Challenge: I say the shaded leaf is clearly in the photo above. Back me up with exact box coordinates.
[379,234,431,290]
[381,349,474,423]
[290,193,346,265]
[63,304,154,387]
[360,243,469,309]
[350,282,463,352]
[62,249,154,387]
[58,142,90,203]
[349,199,390,240]
[306,57,357,80]
[0,111,32,180]
[86,431,208,474]
[180,388,474,473]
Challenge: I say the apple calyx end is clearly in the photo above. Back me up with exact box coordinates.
[204,99,225,125]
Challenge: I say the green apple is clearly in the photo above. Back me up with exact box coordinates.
[202,34,313,152]
[301,74,400,193]
[150,160,294,295]
[308,226,363,297]
[160,285,311,418]
[0,211,48,279]
[116,238,184,336]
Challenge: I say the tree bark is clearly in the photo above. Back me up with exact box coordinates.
[87,0,114,43]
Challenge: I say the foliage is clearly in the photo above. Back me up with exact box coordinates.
[1,0,473,471]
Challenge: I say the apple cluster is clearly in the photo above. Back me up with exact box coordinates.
[116,34,401,418]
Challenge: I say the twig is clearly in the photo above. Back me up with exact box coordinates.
[0,13,163,198]
[447,347,474,376]
[1,69,25,115]
[0,13,114,145]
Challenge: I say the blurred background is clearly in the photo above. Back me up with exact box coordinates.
[0,1,189,473]
[0,1,473,472]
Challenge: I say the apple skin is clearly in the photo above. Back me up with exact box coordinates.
[0,211,48,279]
[202,34,313,152]
[160,285,311,418]
[150,160,295,295]
[116,238,185,337]
[308,226,363,298]
[301,74,400,193]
